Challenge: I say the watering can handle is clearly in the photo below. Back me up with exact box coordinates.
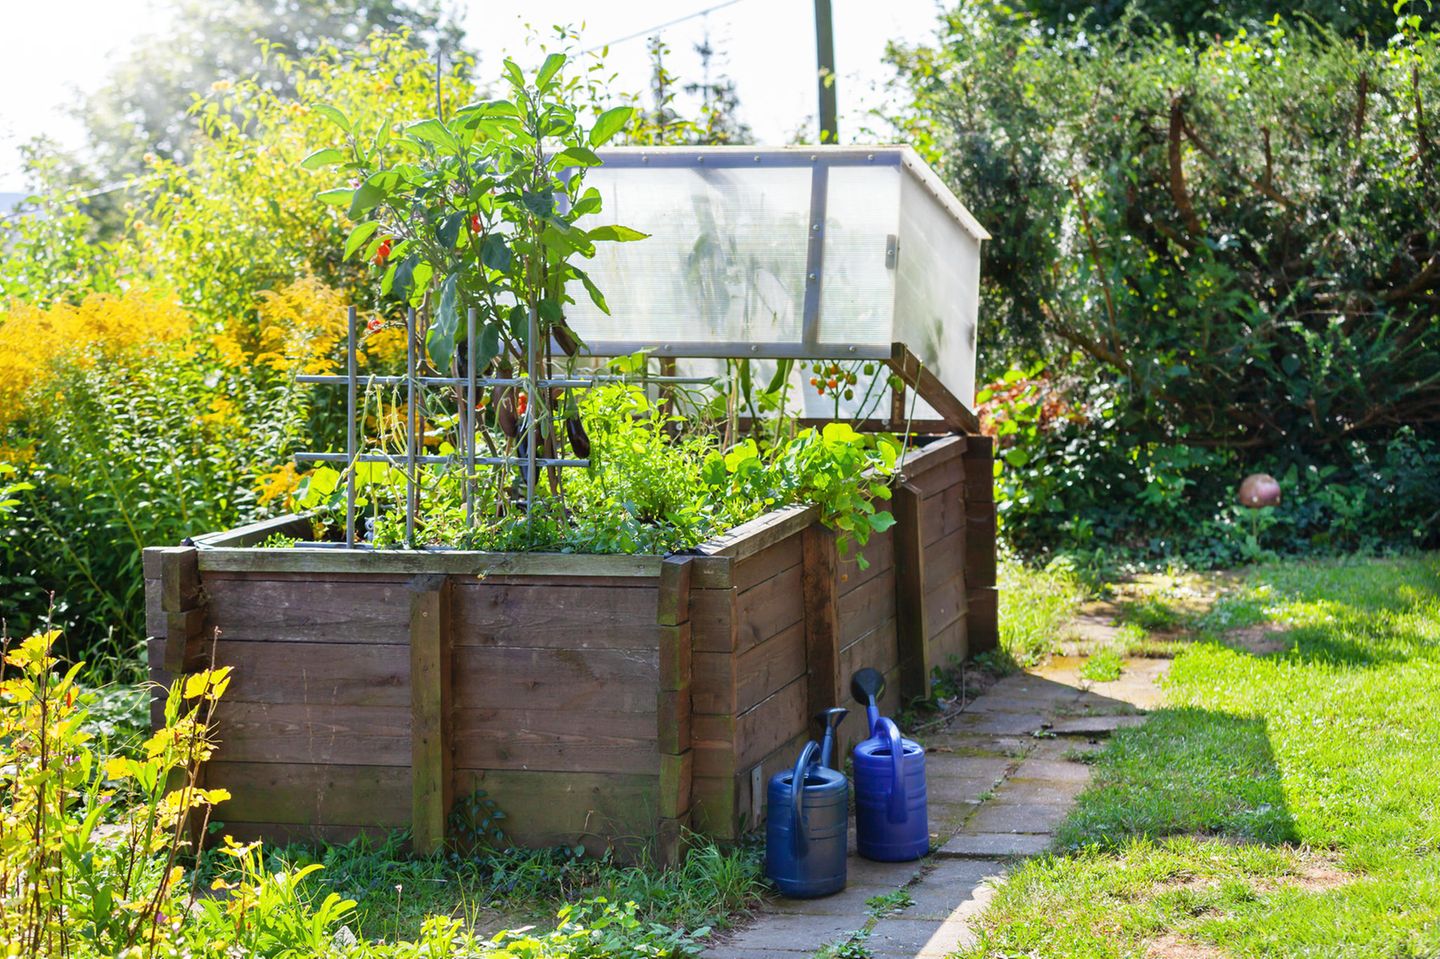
[790,740,820,857]
[875,717,907,823]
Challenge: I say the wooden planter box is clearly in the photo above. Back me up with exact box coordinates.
[146,434,997,860]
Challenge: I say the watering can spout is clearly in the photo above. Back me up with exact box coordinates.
[816,707,849,769]
[850,668,886,737]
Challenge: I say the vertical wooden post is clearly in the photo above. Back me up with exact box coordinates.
[963,436,999,655]
[408,573,452,856]
[802,524,842,740]
[892,484,931,699]
[155,545,205,675]
[656,556,694,867]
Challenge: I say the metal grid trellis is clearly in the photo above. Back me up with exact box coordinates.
[294,306,709,549]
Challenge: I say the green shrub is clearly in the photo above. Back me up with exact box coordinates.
[891,7,1440,566]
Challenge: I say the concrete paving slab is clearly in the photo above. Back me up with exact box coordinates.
[867,917,978,957]
[1026,738,1102,761]
[1050,715,1147,736]
[921,736,1030,758]
[845,855,926,889]
[938,831,1052,857]
[941,711,1050,736]
[991,777,1088,806]
[709,911,861,955]
[1009,757,1092,783]
[904,860,1005,920]
[964,800,1072,835]
[767,881,892,918]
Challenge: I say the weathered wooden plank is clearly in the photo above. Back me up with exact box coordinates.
[923,525,967,596]
[892,483,930,699]
[190,513,315,549]
[209,702,411,766]
[452,708,658,774]
[896,432,968,477]
[688,556,734,590]
[967,586,999,656]
[658,623,692,692]
[837,525,893,597]
[732,535,802,594]
[965,504,998,589]
[735,620,806,715]
[451,647,658,713]
[450,769,657,855]
[886,344,980,433]
[962,434,996,503]
[838,564,897,648]
[156,546,204,673]
[658,556,693,626]
[690,776,738,839]
[925,569,968,640]
[734,728,810,833]
[928,611,970,667]
[910,457,964,500]
[201,578,412,645]
[737,673,810,770]
[203,762,411,826]
[691,650,736,717]
[655,814,690,868]
[657,687,692,756]
[409,574,452,855]
[196,548,664,578]
[802,525,842,726]
[210,641,409,707]
[689,587,738,652]
[735,562,805,655]
[924,485,966,547]
[452,583,660,649]
[840,620,900,691]
[697,504,819,562]
[658,750,693,819]
[212,821,383,847]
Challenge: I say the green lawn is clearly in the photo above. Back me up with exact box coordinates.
[963,554,1440,958]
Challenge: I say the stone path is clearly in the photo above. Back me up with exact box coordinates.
[704,655,1170,959]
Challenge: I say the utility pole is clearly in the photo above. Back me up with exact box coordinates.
[813,0,838,143]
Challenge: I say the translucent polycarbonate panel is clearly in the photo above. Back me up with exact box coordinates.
[894,172,982,405]
[567,165,812,344]
[816,165,901,346]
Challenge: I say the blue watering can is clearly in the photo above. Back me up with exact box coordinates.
[850,668,929,862]
[764,708,849,898]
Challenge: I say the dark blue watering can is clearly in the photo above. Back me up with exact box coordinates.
[764,708,849,898]
[851,669,929,862]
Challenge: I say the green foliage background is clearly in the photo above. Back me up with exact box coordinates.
[889,3,1440,567]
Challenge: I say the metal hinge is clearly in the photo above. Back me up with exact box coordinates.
[885,234,900,270]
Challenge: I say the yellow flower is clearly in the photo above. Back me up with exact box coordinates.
[255,461,302,506]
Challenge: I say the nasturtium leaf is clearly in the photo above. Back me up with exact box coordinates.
[587,224,649,242]
[344,221,379,259]
[589,106,634,147]
[301,147,345,170]
[536,52,566,90]
[313,104,352,133]
[428,273,460,371]
[868,512,898,533]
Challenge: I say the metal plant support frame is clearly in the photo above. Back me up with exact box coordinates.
[294,306,712,550]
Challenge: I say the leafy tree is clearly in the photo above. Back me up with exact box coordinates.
[632,35,753,146]
[888,3,1440,561]
[72,0,463,183]
[1022,0,1437,41]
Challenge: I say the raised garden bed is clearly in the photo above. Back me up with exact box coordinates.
[145,432,995,860]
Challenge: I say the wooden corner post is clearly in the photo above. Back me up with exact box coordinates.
[151,545,206,675]
[962,436,999,655]
[656,555,694,867]
[892,483,931,699]
[802,524,842,740]
[408,573,452,856]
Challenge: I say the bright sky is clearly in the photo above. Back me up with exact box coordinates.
[0,0,947,194]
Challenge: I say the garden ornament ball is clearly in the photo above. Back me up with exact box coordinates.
[1238,473,1281,508]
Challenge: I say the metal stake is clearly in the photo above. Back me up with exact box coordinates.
[345,306,357,548]
[525,303,539,525]
[406,307,417,549]
[466,307,477,529]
